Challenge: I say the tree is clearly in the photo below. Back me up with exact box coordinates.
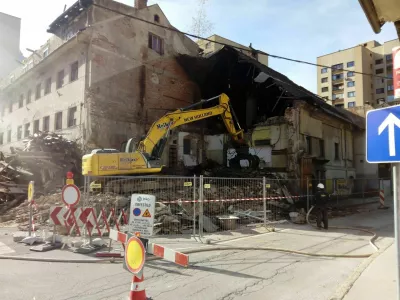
[191,0,214,39]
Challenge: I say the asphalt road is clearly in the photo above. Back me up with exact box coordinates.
[0,205,394,300]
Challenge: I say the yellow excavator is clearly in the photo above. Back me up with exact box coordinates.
[82,93,256,193]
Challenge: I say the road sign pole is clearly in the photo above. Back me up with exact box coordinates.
[28,203,32,236]
[394,164,400,300]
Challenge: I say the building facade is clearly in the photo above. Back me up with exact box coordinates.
[197,34,268,66]
[317,39,399,108]
[0,0,199,157]
[0,12,23,78]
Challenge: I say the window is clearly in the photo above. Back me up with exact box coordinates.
[19,95,23,108]
[376,88,385,94]
[332,63,343,70]
[45,77,51,94]
[70,61,78,82]
[43,47,49,58]
[55,112,62,130]
[321,77,328,83]
[375,59,383,65]
[332,73,344,80]
[27,90,31,104]
[348,101,356,108]
[348,91,356,97]
[67,106,77,127]
[347,71,354,77]
[35,83,41,100]
[333,93,344,100]
[388,85,394,91]
[347,81,355,87]
[43,116,50,131]
[333,84,343,91]
[388,95,395,102]
[321,67,328,73]
[17,126,22,140]
[7,130,11,143]
[321,87,329,92]
[24,123,30,138]
[154,14,160,23]
[33,120,39,133]
[57,70,64,89]
[148,33,164,55]
[334,104,344,108]
[306,136,312,154]
[319,139,325,157]
[347,61,355,67]
[334,143,339,160]
[183,139,191,155]
[376,68,384,74]
[386,54,393,61]
[0,133,4,145]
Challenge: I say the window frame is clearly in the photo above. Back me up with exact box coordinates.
[43,116,50,132]
[57,69,65,89]
[45,77,52,95]
[347,61,355,67]
[55,112,63,130]
[334,142,340,160]
[347,91,356,98]
[321,67,328,73]
[347,81,355,87]
[35,83,41,100]
[148,33,164,55]
[70,61,78,82]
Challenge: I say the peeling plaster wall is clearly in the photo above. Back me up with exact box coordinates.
[84,1,199,150]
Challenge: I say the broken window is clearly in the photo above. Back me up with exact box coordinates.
[27,90,32,104]
[67,106,77,127]
[45,77,52,95]
[33,120,39,133]
[55,112,62,130]
[24,123,30,138]
[57,70,64,89]
[183,138,191,155]
[19,94,23,108]
[319,139,325,157]
[70,61,78,82]
[334,142,339,160]
[148,33,164,55]
[306,136,312,154]
[43,116,50,131]
[7,130,11,143]
[35,83,41,100]
[17,126,22,140]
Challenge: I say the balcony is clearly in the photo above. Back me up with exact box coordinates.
[332,97,344,104]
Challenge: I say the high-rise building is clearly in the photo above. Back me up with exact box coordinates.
[317,39,400,109]
[197,34,268,66]
[0,12,23,78]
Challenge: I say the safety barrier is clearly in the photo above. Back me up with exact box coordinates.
[79,175,385,236]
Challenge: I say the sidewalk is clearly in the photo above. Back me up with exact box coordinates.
[343,243,397,300]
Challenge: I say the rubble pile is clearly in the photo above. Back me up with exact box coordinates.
[0,132,82,219]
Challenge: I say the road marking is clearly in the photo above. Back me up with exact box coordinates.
[0,242,15,255]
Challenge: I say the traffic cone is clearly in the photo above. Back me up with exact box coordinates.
[129,274,147,300]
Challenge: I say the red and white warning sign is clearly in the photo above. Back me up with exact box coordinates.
[129,194,156,237]
[62,184,81,207]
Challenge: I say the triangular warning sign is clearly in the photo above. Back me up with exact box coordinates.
[142,209,151,218]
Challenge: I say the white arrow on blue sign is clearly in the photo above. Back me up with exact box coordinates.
[367,104,400,163]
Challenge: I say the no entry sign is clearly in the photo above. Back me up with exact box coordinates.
[62,184,81,207]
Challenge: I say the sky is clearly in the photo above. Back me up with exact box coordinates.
[1,0,398,93]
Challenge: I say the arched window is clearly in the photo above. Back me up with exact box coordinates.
[154,14,160,23]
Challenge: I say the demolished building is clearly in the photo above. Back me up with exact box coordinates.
[176,46,367,195]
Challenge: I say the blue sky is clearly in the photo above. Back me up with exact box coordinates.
[1,0,397,93]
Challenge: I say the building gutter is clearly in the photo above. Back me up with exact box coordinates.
[358,0,384,33]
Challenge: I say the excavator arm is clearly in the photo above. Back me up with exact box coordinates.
[138,93,244,159]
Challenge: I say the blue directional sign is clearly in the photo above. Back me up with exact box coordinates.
[367,105,400,163]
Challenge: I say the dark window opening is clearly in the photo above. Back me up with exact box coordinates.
[35,83,41,100]
[319,139,325,157]
[306,136,312,154]
[27,90,32,104]
[57,70,64,89]
[67,106,77,127]
[43,116,50,131]
[55,112,62,130]
[70,61,78,82]
[183,138,191,155]
[24,123,30,138]
[45,77,52,95]
[154,14,160,23]
[148,33,164,55]
[334,142,339,160]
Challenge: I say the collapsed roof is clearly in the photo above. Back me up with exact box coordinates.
[177,46,365,131]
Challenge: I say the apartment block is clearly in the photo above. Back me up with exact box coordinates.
[317,39,399,109]
[197,34,268,66]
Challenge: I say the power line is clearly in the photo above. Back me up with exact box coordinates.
[89,2,392,81]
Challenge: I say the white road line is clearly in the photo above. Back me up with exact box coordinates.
[0,242,15,255]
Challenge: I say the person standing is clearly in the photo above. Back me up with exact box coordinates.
[314,183,329,230]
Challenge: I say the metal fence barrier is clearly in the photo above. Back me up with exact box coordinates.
[82,175,386,236]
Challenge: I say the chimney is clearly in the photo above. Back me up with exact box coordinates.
[135,0,148,9]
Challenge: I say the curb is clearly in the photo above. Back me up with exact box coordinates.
[329,240,393,300]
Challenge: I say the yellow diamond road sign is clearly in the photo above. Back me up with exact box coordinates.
[125,236,146,275]
[27,181,34,202]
